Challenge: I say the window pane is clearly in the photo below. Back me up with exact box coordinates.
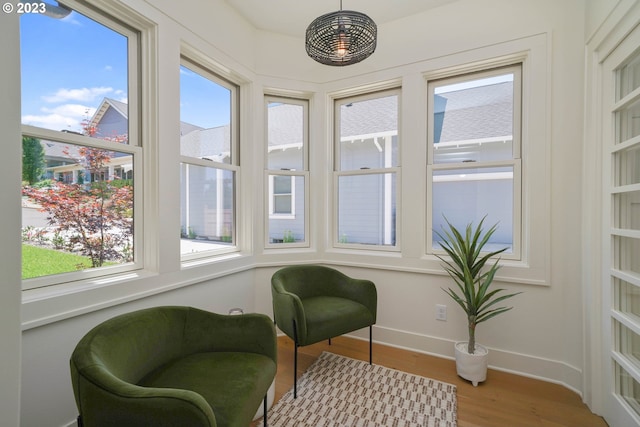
[432,74,514,163]
[615,319,640,365]
[616,97,640,144]
[615,145,640,186]
[614,190,640,231]
[268,175,305,244]
[432,166,514,253]
[614,235,640,275]
[338,173,396,246]
[180,65,232,164]
[619,53,640,101]
[180,163,234,254]
[273,175,292,194]
[274,195,292,214]
[21,140,134,279]
[339,95,398,171]
[615,361,640,418]
[21,10,130,143]
[615,278,640,319]
[268,102,304,170]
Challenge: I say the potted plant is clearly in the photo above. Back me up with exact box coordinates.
[435,217,521,386]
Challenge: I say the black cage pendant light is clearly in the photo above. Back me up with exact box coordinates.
[305,0,377,66]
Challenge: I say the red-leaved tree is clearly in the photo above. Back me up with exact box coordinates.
[23,112,133,268]
[23,146,133,268]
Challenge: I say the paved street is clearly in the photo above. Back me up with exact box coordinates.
[21,201,50,228]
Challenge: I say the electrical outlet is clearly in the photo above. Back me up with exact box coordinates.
[436,304,447,321]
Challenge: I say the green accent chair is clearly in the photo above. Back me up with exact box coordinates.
[271,265,377,398]
[70,306,277,427]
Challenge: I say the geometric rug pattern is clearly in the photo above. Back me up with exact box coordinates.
[265,351,457,426]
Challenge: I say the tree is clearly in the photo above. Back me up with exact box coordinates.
[22,146,133,268]
[22,136,45,184]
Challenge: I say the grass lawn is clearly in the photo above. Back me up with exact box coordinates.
[22,244,93,279]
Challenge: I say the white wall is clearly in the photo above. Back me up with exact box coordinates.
[585,0,621,40]
[0,9,24,427]
[254,0,589,391]
[21,270,255,427]
[1,0,620,426]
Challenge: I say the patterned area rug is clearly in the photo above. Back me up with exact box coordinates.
[265,352,457,427]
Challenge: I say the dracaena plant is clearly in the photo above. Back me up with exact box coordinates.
[435,217,521,354]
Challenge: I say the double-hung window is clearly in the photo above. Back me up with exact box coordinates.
[427,64,522,258]
[179,58,239,258]
[334,90,400,249]
[20,2,141,288]
[265,96,309,246]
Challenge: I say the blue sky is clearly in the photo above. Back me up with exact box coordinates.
[20,10,128,133]
[21,9,228,134]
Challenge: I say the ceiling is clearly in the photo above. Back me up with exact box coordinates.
[223,0,460,38]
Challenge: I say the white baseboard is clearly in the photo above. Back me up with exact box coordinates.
[345,325,584,397]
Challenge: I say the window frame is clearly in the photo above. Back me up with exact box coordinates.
[264,95,310,248]
[426,64,523,261]
[179,56,240,261]
[269,174,296,218]
[20,2,143,290]
[333,88,402,251]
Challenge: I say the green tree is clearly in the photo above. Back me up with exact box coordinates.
[22,136,45,184]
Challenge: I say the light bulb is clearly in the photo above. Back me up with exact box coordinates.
[336,34,347,57]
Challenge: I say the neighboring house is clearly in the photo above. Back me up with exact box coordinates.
[38,82,513,245]
[432,81,515,246]
[41,98,135,184]
[265,81,514,247]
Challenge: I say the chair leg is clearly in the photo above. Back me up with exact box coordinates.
[77,415,84,427]
[263,394,268,427]
[369,325,373,365]
[293,320,298,399]
[328,337,331,345]
[294,343,298,398]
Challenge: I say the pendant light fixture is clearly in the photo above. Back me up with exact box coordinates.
[305,1,377,66]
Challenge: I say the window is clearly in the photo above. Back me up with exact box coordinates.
[180,58,239,258]
[265,96,308,246]
[427,65,522,259]
[20,2,141,288]
[270,175,295,216]
[334,90,400,248]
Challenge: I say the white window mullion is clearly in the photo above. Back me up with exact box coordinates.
[334,89,400,250]
[264,96,308,247]
[426,63,522,260]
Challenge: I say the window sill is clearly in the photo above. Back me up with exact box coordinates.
[22,253,255,331]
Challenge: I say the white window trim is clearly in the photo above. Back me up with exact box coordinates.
[425,63,523,262]
[264,95,310,248]
[20,1,145,291]
[415,36,550,286]
[333,89,402,251]
[333,167,402,251]
[179,57,241,262]
[268,174,296,219]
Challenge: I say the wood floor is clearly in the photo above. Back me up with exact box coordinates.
[258,335,608,427]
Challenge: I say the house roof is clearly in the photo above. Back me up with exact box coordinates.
[92,98,128,126]
[42,81,513,161]
[339,95,398,140]
[181,126,230,161]
[435,81,513,143]
[267,103,304,149]
[92,97,206,137]
[307,81,512,145]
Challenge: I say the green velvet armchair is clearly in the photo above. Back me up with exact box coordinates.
[271,265,377,397]
[70,306,277,427]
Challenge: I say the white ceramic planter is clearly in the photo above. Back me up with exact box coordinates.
[454,341,489,387]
